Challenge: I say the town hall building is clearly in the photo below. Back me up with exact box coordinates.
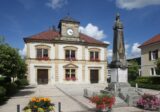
[24,16,108,85]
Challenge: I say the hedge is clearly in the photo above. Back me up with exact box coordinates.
[0,77,5,86]
[130,81,160,90]
[135,76,160,85]
[0,86,6,103]
[4,82,18,96]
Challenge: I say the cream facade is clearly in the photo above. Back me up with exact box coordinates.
[24,16,108,85]
[141,42,160,76]
[25,43,107,85]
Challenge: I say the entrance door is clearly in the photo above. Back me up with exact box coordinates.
[90,70,99,83]
[37,69,48,84]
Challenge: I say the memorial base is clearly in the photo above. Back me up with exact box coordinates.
[110,68,128,83]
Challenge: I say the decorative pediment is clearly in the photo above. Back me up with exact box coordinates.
[63,63,78,68]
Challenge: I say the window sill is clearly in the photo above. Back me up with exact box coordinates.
[65,58,77,61]
[90,60,100,62]
[37,57,49,61]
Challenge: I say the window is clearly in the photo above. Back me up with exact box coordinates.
[65,69,76,81]
[149,50,158,60]
[37,48,49,60]
[150,68,156,76]
[90,51,99,61]
[65,50,76,60]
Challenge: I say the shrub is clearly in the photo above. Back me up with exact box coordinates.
[130,81,160,90]
[0,77,5,86]
[15,79,29,88]
[0,86,6,102]
[4,82,18,96]
[137,93,160,111]
[135,76,160,85]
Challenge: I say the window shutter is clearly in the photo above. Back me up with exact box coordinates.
[149,51,151,60]
[156,49,158,59]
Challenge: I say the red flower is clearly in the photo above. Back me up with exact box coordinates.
[90,94,115,109]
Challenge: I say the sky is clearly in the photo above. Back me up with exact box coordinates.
[0,0,160,60]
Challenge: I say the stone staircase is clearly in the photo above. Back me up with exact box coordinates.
[102,82,143,107]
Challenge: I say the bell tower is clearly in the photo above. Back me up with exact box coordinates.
[58,16,80,38]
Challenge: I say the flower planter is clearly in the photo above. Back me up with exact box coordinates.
[90,94,115,112]
[96,104,112,112]
[24,97,55,112]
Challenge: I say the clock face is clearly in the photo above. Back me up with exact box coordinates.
[67,29,73,36]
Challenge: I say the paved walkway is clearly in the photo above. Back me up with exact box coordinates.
[0,85,91,112]
[0,84,159,112]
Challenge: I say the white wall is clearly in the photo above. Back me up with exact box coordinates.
[27,43,106,84]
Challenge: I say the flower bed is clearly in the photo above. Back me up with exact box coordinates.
[137,93,160,111]
[24,97,55,112]
[90,94,115,112]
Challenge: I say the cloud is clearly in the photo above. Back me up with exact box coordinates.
[107,49,113,58]
[130,42,141,58]
[103,41,110,45]
[79,23,106,40]
[116,0,160,10]
[46,0,67,9]
[19,44,27,57]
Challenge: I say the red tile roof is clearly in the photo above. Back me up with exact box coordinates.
[24,29,107,46]
[139,34,160,48]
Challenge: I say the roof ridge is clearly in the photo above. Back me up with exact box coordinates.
[139,33,160,48]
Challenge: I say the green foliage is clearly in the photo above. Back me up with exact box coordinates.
[130,76,160,90]
[0,77,5,86]
[135,76,160,84]
[15,78,29,88]
[0,86,6,102]
[4,82,18,96]
[155,58,160,75]
[0,44,27,82]
[130,81,160,90]
[128,60,139,81]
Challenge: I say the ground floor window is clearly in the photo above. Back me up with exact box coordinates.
[150,68,156,76]
[65,69,76,81]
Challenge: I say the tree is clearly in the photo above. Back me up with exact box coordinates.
[0,44,27,82]
[155,58,160,75]
[128,60,139,82]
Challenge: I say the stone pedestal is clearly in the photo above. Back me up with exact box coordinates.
[110,68,128,83]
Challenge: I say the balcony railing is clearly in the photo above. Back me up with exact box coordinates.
[65,76,76,81]
[65,57,76,61]
[90,58,100,61]
[37,56,49,60]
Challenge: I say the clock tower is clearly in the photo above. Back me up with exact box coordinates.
[58,16,80,38]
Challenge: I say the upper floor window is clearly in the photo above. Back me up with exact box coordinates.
[90,51,99,61]
[65,50,76,61]
[149,50,158,60]
[37,48,49,60]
